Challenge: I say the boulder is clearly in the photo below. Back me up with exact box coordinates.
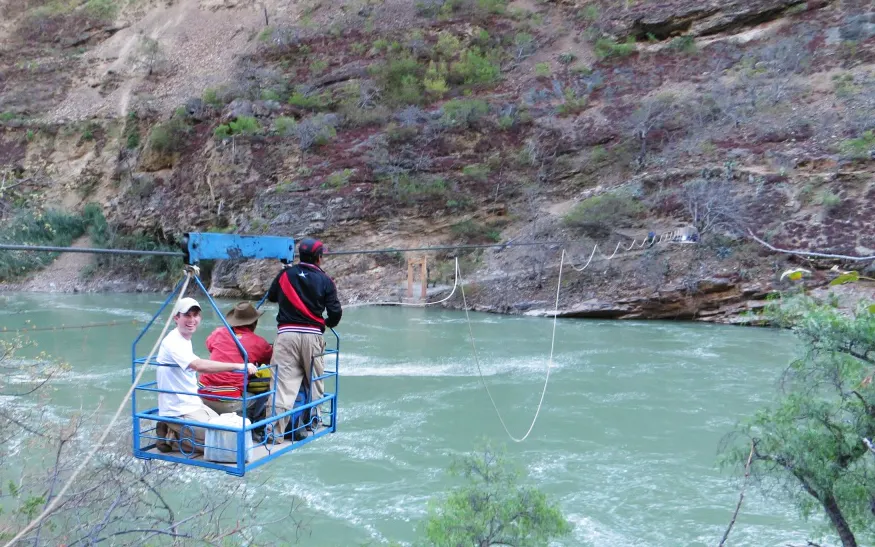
[838,13,875,42]
[209,259,280,298]
[612,0,816,39]
[252,100,281,117]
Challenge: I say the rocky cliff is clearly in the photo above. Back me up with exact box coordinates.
[1,0,873,320]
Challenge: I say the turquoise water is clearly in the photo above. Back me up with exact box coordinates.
[0,292,808,545]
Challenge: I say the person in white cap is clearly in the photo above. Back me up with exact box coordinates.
[154,297,258,454]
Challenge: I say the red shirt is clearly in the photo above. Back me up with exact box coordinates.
[198,327,273,400]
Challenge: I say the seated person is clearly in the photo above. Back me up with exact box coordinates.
[155,297,257,454]
[198,302,273,432]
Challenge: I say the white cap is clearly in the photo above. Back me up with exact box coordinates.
[173,297,202,315]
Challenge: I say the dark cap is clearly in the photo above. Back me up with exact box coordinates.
[298,238,324,257]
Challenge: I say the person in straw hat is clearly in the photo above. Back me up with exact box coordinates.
[198,302,273,426]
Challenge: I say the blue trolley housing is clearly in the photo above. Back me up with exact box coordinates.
[131,233,339,476]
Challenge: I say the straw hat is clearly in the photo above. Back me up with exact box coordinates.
[225,302,264,327]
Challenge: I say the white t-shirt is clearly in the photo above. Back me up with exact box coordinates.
[156,328,205,417]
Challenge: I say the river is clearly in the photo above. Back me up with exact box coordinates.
[0,292,811,546]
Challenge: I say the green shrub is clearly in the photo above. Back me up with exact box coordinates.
[323,168,354,188]
[476,0,507,15]
[513,32,536,60]
[817,190,842,213]
[579,4,599,20]
[214,116,261,139]
[339,103,391,128]
[386,122,419,143]
[81,121,100,141]
[371,54,425,105]
[534,62,551,78]
[563,193,645,238]
[832,73,858,97]
[839,130,875,159]
[274,116,297,136]
[669,35,697,54]
[202,88,224,107]
[424,61,450,97]
[450,48,500,86]
[393,175,451,203]
[288,89,331,111]
[84,0,117,21]
[594,37,636,60]
[557,52,577,66]
[436,32,463,58]
[148,116,189,154]
[556,89,587,116]
[309,59,328,75]
[462,163,490,181]
[451,219,502,243]
[441,99,489,128]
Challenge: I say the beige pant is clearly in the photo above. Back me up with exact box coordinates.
[269,331,325,435]
[156,406,218,455]
[202,398,243,415]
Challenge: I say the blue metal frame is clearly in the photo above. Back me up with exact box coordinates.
[131,233,339,476]
[184,233,295,264]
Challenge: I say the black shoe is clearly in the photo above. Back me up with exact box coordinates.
[293,428,310,442]
[252,432,265,443]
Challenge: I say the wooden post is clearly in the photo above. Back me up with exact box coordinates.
[407,258,414,298]
[421,255,427,299]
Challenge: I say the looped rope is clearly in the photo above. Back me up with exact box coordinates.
[4,269,196,547]
[459,250,565,443]
[567,234,664,272]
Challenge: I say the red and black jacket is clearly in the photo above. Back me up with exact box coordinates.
[267,262,342,333]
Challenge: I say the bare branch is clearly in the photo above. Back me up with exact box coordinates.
[718,440,755,547]
[748,231,875,262]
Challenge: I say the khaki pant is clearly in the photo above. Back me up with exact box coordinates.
[155,406,218,455]
[202,395,268,433]
[268,331,325,437]
[202,397,244,415]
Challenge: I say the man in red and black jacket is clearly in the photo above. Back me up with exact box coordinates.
[265,238,342,441]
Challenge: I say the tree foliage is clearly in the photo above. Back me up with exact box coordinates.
[563,192,644,239]
[419,442,571,546]
[726,296,875,547]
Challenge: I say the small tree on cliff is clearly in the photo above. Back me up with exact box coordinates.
[725,296,875,547]
[420,441,571,547]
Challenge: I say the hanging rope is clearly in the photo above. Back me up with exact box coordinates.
[458,250,565,443]
[3,266,198,547]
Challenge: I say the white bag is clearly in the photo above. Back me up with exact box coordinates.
[204,413,254,463]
